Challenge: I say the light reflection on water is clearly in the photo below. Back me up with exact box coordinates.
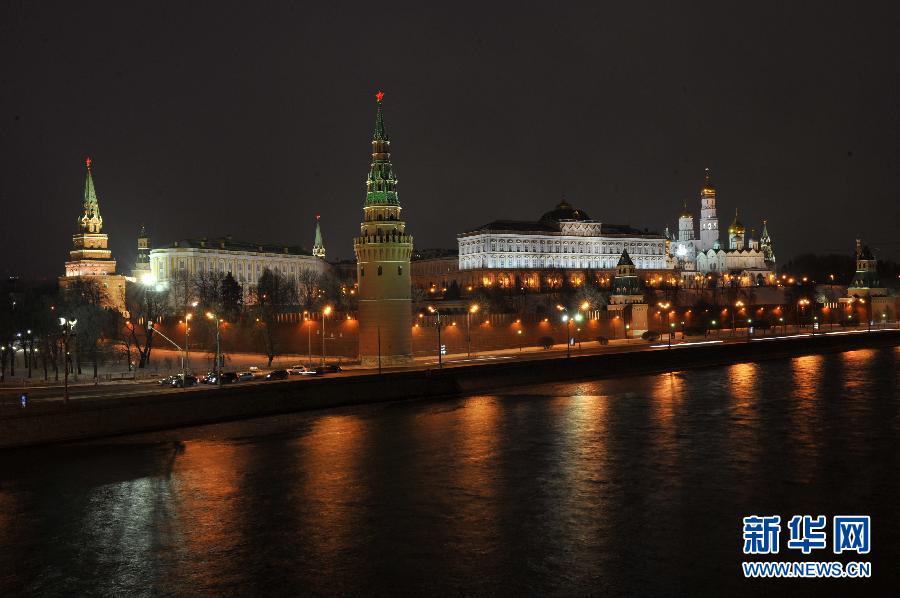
[0,347,897,595]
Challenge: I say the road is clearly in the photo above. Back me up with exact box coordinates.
[1,324,894,406]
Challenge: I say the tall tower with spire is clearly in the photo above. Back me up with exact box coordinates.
[760,220,775,265]
[698,168,720,251]
[64,157,117,278]
[353,92,414,367]
[61,157,126,310]
[312,214,326,258]
[132,224,152,280]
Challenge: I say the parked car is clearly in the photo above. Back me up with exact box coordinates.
[172,374,198,388]
[287,365,312,375]
[201,372,217,384]
[237,371,255,381]
[204,371,239,384]
[219,372,239,384]
[265,369,289,381]
[314,364,343,375]
[158,375,176,386]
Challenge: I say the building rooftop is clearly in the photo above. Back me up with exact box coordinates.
[155,236,311,256]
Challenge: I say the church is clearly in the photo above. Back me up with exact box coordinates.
[667,168,775,286]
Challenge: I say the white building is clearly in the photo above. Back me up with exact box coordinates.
[149,236,329,301]
[458,200,669,272]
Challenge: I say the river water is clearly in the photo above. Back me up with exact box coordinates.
[1,347,897,596]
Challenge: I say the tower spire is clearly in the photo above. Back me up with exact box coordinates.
[373,90,388,141]
[312,214,326,258]
[366,91,399,206]
[79,156,103,233]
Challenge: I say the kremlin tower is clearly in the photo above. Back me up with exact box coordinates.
[353,92,414,367]
[61,157,126,309]
[698,167,720,251]
[312,214,326,258]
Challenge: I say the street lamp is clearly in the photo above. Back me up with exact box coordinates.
[58,317,77,402]
[206,312,221,386]
[467,303,479,357]
[321,305,333,367]
[734,300,744,336]
[185,300,198,373]
[428,305,443,367]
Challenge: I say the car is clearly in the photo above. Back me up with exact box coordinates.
[287,365,311,375]
[203,371,239,384]
[265,369,289,381]
[237,371,255,381]
[219,372,239,384]
[314,364,343,375]
[158,375,176,386]
[171,374,198,388]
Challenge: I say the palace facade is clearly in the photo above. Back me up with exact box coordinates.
[454,199,671,291]
[149,233,329,302]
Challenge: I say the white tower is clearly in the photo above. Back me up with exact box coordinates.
[698,168,719,252]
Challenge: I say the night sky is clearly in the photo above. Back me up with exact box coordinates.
[2,2,899,279]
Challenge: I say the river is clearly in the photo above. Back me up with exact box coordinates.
[1,347,897,596]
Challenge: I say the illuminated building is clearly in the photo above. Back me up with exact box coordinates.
[353,91,414,367]
[149,235,328,301]
[669,168,775,285]
[131,224,151,279]
[456,198,670,291]
[59,157,126,310]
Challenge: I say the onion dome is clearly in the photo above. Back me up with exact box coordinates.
[540,199,591,222]
[728,209,745,234]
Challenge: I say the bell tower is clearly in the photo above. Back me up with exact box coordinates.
[353,92,414,367]
[698,168,720,251]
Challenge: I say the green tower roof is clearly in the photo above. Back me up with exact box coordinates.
[82,157,99,219]
[365,91,400,207]
[617,249,635,267]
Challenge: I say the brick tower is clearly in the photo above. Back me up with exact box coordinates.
[353,92,414,367]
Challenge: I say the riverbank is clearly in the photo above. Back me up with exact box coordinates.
[1,329,897,448]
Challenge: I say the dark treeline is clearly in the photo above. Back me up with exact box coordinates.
[1,268,355,379]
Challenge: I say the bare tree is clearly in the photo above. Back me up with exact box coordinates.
[125,280,170,368]
[250,268,297,366]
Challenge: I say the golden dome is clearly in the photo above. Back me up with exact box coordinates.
[700,167,716,194]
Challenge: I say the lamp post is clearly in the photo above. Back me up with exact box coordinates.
[185,300,198,374]
[428,305,443,367]
[797,298,810,332]
[733,300,744,336]
[467,304,479,357]
[58,318,76,402]
[206,312,221,386]
[557,304,585,357]
[149,323,186,382]
[303,311,312,368]
[321,305,333,368]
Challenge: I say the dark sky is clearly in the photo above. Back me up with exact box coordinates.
[2,1,899,279]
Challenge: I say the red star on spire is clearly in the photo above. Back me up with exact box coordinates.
[316,213,321,220]
[375,90,384,103]
[85,156,92,169]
